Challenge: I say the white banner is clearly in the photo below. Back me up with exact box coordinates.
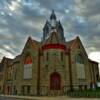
[76,63,85,79]
[23,64,32,79]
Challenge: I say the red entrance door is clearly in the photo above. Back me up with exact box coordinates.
[50,72,61,90]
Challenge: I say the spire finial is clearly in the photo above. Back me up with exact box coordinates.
[50,9,56,20]
[52,9,54,13]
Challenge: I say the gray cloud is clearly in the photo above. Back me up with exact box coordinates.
[75,0,100,17]
[0,0,100,61]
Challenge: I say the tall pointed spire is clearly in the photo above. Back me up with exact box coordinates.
[50,10,56,20]
[42,10,65,42]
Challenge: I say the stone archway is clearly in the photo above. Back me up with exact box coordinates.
[50,72,61,90]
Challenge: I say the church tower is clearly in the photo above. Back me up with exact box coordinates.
[42,10,65,42]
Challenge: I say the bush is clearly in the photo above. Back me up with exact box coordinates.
[67,89,100,98]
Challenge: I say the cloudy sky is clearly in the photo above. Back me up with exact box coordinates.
[0,0,100,66]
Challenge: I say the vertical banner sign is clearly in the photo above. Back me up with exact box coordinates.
[23,56,32,79]
[76,63,85,79]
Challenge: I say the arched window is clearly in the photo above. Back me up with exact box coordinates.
[23,54,32,79]
[76,54,85,79]
[76,54,84,64]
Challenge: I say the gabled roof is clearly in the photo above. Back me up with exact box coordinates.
[21,36,41,54]
[30,37,41,48]
[0,57,13,68]
[1,56,12,63]
[66,36,84,49]
[88,59,98,64]
[66,39,76,48]
[66,36,88,56]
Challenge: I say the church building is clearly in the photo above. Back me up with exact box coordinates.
[0,10,99,96]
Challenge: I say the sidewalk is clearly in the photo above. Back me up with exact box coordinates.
[0,95,100,100]
[0,95,68,100]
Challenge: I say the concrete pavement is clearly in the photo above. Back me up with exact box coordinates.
[0,95,100,100]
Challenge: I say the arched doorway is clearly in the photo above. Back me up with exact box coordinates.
[50,72,61,90]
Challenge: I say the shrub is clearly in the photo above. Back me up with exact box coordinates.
[67,89,100,98]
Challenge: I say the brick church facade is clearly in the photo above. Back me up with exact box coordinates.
[0,10,99,96]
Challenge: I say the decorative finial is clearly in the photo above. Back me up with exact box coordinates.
[50,9,56,20]
[52,9,54,13]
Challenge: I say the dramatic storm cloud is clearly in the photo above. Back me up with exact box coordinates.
[0,0,100,67]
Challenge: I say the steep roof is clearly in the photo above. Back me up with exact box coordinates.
[66,39,76,48]
[22,36,41,54]
[30,37,41,48]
